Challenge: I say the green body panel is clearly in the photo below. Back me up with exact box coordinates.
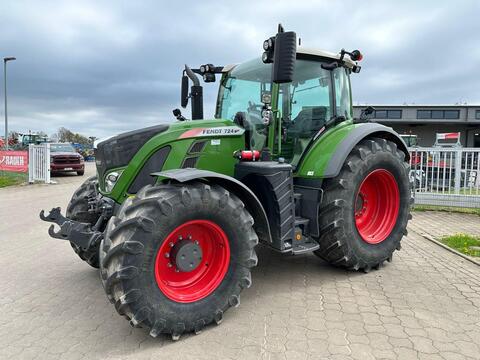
[295,120,359,179]
[98,119,244,203]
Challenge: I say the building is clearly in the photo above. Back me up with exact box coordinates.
[352,104,480,147]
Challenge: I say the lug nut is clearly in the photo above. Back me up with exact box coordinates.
[188,235,192,240]
[167,263,172,268]
[194,240,199,245]
[169,242,174,247]
[165,253,170,258]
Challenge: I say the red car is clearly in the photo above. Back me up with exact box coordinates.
[50,143,85,176]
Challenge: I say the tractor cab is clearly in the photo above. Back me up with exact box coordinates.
[215,50,356,165]
[178,25,360,169]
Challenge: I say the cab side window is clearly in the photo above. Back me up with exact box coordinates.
[333,67,352,119]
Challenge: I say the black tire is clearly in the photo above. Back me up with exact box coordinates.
[99,182,258,339]
[314,138,412,272]
[77,170,85,176]
[66,176,101,268]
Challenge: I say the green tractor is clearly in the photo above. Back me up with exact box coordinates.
[41,25,411,340]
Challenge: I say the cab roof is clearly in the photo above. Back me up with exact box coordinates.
[222,47,357,73]
[296,47,357,68]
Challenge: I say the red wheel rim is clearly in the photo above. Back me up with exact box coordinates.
[355,169,400,244]
[154,220,230,303]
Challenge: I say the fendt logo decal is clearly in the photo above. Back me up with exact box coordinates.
[179,126,245,139]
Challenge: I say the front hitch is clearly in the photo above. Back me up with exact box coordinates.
[40,207,103,251]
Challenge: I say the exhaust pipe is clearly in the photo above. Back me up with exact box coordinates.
[184,65,203,120]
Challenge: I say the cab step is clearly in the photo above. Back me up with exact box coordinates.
[292,241,320,255]
[294,216,310,227]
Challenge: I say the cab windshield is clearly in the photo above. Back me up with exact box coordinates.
[216,57,352,164]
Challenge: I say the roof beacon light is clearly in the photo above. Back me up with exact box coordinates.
[350,50,363,62]
[339,49,363,63]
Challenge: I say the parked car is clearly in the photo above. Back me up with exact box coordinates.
[50,143,84,176]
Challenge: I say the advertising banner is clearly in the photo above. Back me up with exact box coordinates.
[0,151,28,172]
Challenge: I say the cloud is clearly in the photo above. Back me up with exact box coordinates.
[0,0,478,138]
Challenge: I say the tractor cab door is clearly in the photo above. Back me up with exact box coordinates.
[216,58,272,151]
[277,60,352,166]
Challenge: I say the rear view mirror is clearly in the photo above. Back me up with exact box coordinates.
[272,31,297,84]
[364,106,375,116]
[181,75,189,108]
[360,106,376,121]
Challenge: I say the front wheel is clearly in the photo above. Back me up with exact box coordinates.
[66,176,101,268]
[314,138,412,272]
[99,182,258,339]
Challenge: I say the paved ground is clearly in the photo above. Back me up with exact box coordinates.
[409,211,480,238]
[1,162,480,360]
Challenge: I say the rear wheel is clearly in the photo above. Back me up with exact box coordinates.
[66,176,100,268]
[314,138,412,271]
[77,170,84,176]
[99,182,258,339]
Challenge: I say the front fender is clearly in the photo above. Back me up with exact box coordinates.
[296,122,409,179]
[152,168,272,245]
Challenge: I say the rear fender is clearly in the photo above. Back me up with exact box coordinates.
[297,122,409,179]
[152,168,272,244]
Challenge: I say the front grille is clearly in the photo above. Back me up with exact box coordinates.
[53,156,80,164]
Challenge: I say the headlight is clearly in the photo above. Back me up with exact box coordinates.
[105,171,122,192]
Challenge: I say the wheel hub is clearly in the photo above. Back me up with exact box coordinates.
[354,169,400,244]
[170,239,203,272]
[154,220,230,303]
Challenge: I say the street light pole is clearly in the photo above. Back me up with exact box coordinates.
[3,57,16,150]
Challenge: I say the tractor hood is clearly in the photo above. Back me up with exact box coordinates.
[95,119,246,201]
[95,124,169,184]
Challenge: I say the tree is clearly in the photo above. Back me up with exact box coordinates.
[8,131,19,145]
[57,127,74,143]
[56,127,94,146]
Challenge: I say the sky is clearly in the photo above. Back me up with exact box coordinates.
[0,0,479,138]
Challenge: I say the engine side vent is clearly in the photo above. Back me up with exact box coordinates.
[182,156,198,168]
[188,141,207,154]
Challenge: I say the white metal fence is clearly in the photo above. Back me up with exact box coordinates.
[408,147,480,208]
[28,143,51,183]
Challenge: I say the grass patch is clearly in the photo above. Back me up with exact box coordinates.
[441,234,480,257]
[413,204,480,216]
[0,171,27,187]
